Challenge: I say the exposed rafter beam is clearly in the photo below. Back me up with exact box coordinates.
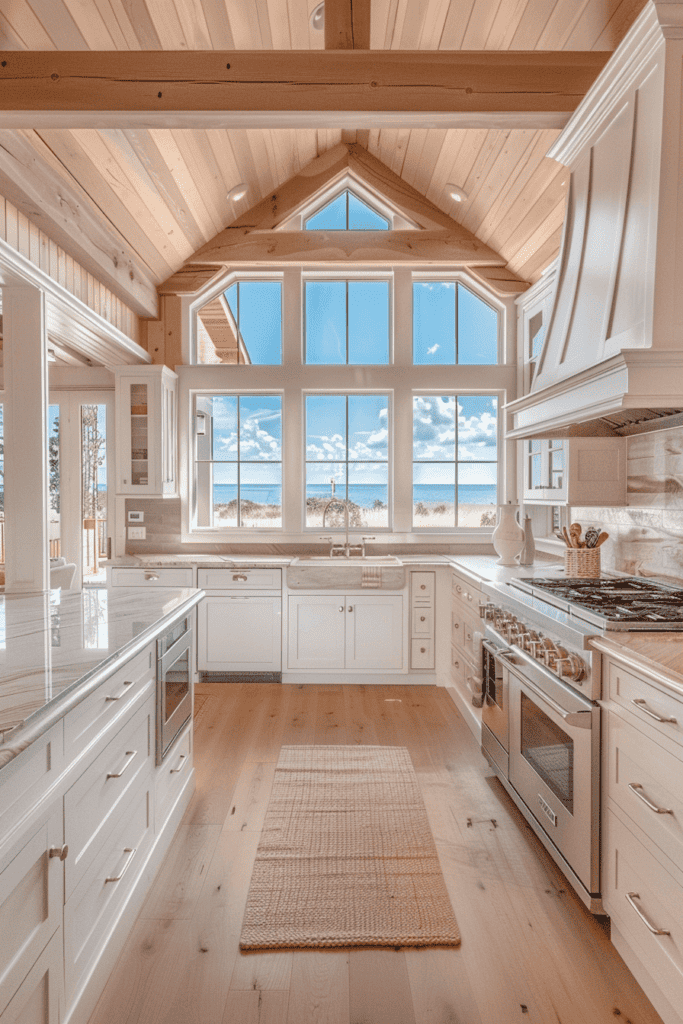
[0,130,158,317]
[0,51,611,130]
[325,0,371,50]
[187,229,518,271]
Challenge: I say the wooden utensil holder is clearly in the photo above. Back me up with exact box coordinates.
[564,547,601,578]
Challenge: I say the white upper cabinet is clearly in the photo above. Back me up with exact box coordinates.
[115,366,177,496]
[523,436,626,506]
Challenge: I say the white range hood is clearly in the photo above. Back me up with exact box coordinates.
[507,0,683,441]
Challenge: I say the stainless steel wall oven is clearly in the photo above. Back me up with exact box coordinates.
[156,614,193,765]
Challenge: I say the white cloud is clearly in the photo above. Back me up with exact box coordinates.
[427,344,439,355]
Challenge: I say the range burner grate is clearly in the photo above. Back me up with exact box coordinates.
[514,576,683,627]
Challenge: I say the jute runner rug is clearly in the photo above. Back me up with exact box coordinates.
[239,745,460,950]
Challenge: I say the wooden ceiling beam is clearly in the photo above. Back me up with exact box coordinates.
[325,0,371,50]
[0,129,158,317]
[185,228,523,274]
[0,51,611,129]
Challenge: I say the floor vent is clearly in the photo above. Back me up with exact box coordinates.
[198,671,282,684]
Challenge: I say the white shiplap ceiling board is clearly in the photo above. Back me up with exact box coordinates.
[0,0,648,299]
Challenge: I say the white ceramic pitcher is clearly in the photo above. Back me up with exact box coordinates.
[491,503,525,566]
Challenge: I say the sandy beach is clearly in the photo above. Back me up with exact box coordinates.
[213,500,496,530]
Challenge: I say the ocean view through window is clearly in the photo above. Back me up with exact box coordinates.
[413,395,498,528]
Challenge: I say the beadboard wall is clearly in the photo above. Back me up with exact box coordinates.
[574,424,683,583]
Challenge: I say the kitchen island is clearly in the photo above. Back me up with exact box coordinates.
[0,585,204,1024]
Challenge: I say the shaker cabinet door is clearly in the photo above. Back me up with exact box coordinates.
[198,596,282,672]
[346,596,404,670]
[287,596,346,669]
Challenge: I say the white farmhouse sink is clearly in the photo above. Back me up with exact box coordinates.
[290,555,402,566]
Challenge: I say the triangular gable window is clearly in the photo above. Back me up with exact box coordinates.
[304,190,389,230]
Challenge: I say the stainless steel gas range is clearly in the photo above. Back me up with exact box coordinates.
[479,573,683,915]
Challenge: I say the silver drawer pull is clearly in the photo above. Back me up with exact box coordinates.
[49,845,69,861]
[628,783,674,815]
[105,847,137,884]
[144,572,160,581]
[625,892,671,935]
[105,680,134,702]
[632,699,677,724]
[170,753,188,774]
[106,750,137,780]
[233,573,248,582]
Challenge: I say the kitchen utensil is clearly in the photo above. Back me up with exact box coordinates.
[594,532,609,548]
[562,526,572,548]
[556,531,571,547]
[569,523,583,548]
[584,526,600,548]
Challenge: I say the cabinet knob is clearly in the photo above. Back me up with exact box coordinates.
[453,622,459,629]
[420,616,426,622]
[49,845,69,861]
[420,585,426,590]
[420,647,426,654]
[456,585,462,593]
[453,660,460,668]
[339,606,344,613]
[144,572,160,581]
[233,573,248,582]
[348,606,353,612]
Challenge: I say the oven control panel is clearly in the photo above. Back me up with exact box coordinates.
[481,603,591,691]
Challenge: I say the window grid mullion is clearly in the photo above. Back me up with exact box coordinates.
[237,396,241,528]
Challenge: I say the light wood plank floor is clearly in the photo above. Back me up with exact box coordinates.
[89,684,664,1024]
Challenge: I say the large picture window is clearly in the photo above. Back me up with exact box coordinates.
[194,395,282,528]
[305,394,389,529]
[413,282,498,365]
[305,280,390,365]
[413,395,498,528]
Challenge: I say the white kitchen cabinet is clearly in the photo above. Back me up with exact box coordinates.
[1,930,62,1024]
[115,365,177,496]
[287,594,403,671]
[410,572,435,669]
[0,808,64,1018]
[601,654,683,1024]
[523,436,626,506]
[198,595,282,672]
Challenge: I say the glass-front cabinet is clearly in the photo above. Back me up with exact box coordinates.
[523,436,626,506]
[115,366,177,496]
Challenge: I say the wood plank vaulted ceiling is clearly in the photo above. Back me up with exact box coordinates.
[0,0,648,305]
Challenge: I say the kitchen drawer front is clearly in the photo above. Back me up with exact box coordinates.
[0,808,63,1015]
[452,571,484,607]
[110,567,194,587]
[451,610,464,650]
[0,723,63,842]
[155,725,192,832]
[64,781,153,1010]
[411,572,434,604]
[608,662,683,750]
[411,638,434,670]
[606,710,683,872]
[1,928,61,1024]
[604,808,683,1012]
[64,699,153,900]
[197,567,282,591]
[412,608,433,636]
[64,647,154,762]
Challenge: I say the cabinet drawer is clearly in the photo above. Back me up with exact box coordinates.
[411,638,434,669]
[155,725,192,832]
[0,809,63,1014]
[64,781,153,1009]
[197,567,282,590]
[606,711,683,872]
[64,648,154,761]
[110,567,193,587]
[604,809,683,1011]
[1,928,61,1024]
[452,572,484,605]
[64,700,152,900]
[411,572,434,604]
[608,662,683,750]
[412,608,433,636]
[0,723,63,842]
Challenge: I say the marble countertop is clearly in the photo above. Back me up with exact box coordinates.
[0,586,204,769]
[590,633,683,701]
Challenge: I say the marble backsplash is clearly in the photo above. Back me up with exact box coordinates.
[574,423,683,583]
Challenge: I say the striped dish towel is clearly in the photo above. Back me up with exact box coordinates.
[361,566,382,588]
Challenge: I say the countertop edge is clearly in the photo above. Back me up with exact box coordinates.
[0,588,205,771]
[590,635,683,701]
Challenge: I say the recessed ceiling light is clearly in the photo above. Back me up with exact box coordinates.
[227,183,248,203]
[310,2,325,30]
[446,184,468,203]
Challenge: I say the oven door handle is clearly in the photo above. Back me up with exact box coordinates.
[519,675,593,729]
[482,639,514,660]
